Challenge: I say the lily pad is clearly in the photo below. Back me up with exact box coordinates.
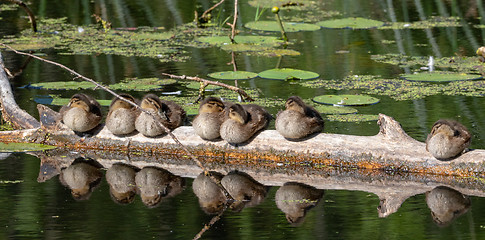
[401,72,482,82]
[34,95,112,106]
[313,105,358,115]
[317,17,384,29]
[185,82,222,91]
[109,78,176,91]
[313,94,380,106]
[0,142,56,152]
[258,68,319,80]
[26,81,97,90]
[208,71,258,80]
[244,21,321,32]
[182,104,199,116]
[326,114,379,122]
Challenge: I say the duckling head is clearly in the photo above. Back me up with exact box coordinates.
[285,96,306,114]
[228,104,248,124]
[140,94,170,118]
[68,94,92,112]
[199,97,224,114]
[110,94,136,111]
[432,121,459,138]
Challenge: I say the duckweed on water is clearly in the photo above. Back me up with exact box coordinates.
[326,114,378,122]
[0,142,56,152]
[402,72,482,82]
[208,71,258,80]
[379,16,461,29]
[244,21,321,32]
[371,54,483,73]
[317,17,384,29]
[109,78,176,91]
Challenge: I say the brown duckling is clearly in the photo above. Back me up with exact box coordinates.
[426,119,471,160]
[192,97,226,140]
[59,93,102,133]
[275,96,324,139]
[426,186,471,227]
[135,94,186,137]
[106,94,139,136]
[220,103,271,144]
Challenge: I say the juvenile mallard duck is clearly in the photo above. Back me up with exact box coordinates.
[135,94,186,137]
[60,93,102,133]
[192,97,226,140]
[106,94,139,135]
[426,119,471,160]
[275,96,324,139]
[220,103,271,144]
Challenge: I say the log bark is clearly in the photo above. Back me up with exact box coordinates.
[0,52,40,129]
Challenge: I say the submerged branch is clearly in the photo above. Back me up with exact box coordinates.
[8,0,37,32]
[161,73,255,102]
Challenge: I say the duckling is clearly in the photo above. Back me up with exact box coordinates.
[59,93,102,133]
[59,159,102,201]
[135,166,185,208]
[426,186,471,227]
[192,97,226,140]
[192,171,226,215]
[105,163,138,205]
[275,182,324,225]
[135,94,186,137]
[275,96,324,139]
[106,94,139,135]
[220,103,271,144]
[221,171,268,212]
[426,119,471,160]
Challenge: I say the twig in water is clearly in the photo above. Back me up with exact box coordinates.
[7,0,37,32]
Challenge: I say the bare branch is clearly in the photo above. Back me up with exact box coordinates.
[200,0,226,21]
[161,73,255,102]
[7,0,37,32]
[230,0,239,42]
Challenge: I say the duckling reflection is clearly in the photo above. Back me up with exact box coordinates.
[106,94,139,136]
[135,166,185,208]
[425,186,471,227]
[192,171,226,215]
[275,96,324,140]
[59,158,102,200]
[106,163,138,205]
[221,170,268,212]
[192,97,226,140]
[275,182,324,226]
[426,119,471,160]
[59,93,102,133]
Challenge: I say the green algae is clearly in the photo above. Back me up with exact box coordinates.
[326,114,378,122]
[34,95,112,106]
[402,72,482,82]
[208,71,258,80]
[0,4,18,11]
[245,21,321,32]
[28,81,97,90]
[379,16,461,29]
[313,94,380,106]
[109,78,176,91]
[312,105,358,115]
[371,54,482,73]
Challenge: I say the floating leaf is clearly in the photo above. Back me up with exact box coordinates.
[182,104,199,116]
[244,21,321,32]
[313,94,380,106]
[401,72,482,82]
[26,81,96,90]
[313,105,358,115]
[208,71,258,80]
[34,95,112,106]
[185,82,222,91]
[326,114,379,122]
[258,68,319,80]
[0,142,56,152]
[109,77,176,91]
[317,17,384,29]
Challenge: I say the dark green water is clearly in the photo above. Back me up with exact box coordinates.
[1,0,485,239]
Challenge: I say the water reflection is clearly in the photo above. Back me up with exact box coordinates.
[135,166,185,208]
[275,182,324,226]
[221,170,268,212]
[59,157,103,200]
[105,163,138,205]
[192,171,226,215]
[426,186,471,227]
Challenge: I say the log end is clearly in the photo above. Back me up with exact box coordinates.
[37,104,63,131]
[377,114,415,142]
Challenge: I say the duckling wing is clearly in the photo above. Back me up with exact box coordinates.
[243,104,271,131]
[161,100,186,129]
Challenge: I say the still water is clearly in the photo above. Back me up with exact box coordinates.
[1,0,485,239]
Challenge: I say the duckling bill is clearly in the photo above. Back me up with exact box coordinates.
[220,103,271,144]
[426,119,471,160]
[135,94,186,137]
[275,96,324,139]
[60,93,102,133]
[106,94,139,135]
[192,97,226,140]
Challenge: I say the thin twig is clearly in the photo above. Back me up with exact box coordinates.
[161,73,254,102]
[192,203,230,240]
[230,0,239,42]
[200,0,226,21]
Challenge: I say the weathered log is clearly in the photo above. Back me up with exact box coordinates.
[0,52,40,129]
[0,103,482,180]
